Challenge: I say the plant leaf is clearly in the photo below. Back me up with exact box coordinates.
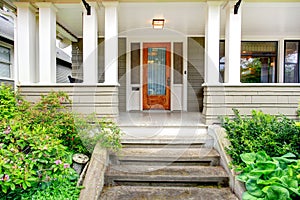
[246,179,264,198]
[242,191,263,200]
[262,185,291,200]
[241,153,257,165]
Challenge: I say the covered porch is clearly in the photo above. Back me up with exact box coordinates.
[14,0,300,124]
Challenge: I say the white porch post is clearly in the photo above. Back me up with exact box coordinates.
[103,1,118,85]
[15,2,37,84]
[36,3,57,84]
[83,3,98,84]
[205,1,222,84]
[224,1,242,84]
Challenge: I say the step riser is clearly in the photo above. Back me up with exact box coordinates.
[109,181,228,187]
[116,160,219,166]
[122,143,207,148]
[105,179,229,187]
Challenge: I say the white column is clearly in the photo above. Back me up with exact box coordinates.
[15,2,37,84]
[224,1,242,84]
[205,1,222,84]
[103,1,118,85]
[83,3,98,84]
[36,3,57,83]
[278,39,285,83]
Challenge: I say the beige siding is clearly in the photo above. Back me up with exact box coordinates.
[71,38,105,83]
[203,84,300,124]
[187,37,205,112]
[19,85,119,119]
[118,38,127,112]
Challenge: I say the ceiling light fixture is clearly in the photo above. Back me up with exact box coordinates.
[152,19,165,29]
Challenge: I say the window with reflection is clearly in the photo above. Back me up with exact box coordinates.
[219,41,278,83]
[284,41,300,83]
[0,45,11,78]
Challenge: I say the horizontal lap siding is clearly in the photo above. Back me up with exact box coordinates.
[187,37,205,112]
[203,85,300,124]
[118,38,126,112]
[19,85,119,118]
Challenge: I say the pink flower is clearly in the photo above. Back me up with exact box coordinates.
[63,163,70,169]
[3,126,11,134]
[17,100,22,105]
[1,174,9,181]
[54,160,62,165]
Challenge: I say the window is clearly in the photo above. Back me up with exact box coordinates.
[0,45,11,78]
[173,42,183,84]
[219,41,278,83]
[130,43,140,84]
[284,41,300,83]
[219,41,225,82]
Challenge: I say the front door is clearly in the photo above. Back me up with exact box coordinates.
[143,43,171,110]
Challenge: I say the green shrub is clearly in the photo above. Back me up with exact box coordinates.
[0,84,122,198]
[237,151,300,200]
[221,109,300,167]
[20,177,82,200]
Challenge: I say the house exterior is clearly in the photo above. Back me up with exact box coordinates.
[0,1,72,86]
[6,0,300,124]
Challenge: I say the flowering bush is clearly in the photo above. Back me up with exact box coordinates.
[0,85,78,197]
[0,84,122,198]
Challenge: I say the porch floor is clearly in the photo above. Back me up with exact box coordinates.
[117,111,205,127]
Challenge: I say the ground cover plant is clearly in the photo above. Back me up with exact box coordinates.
[222,109,300,199]
[237,151,300,200]
[222,109,300,167]
[0,84,122,199]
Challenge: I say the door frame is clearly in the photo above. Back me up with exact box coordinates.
[142,42,171,110]
[126,37,188,112]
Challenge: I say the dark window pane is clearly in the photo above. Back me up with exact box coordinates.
[219,41,225,83]
[173,42,183,84]
[131,43,140,84]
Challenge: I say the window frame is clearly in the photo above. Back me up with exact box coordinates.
[219,40,278,83]
[284,40,300,83]
[0,42,13,80]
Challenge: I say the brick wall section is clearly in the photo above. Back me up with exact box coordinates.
[203,84,300,124]
[19,84,119,118]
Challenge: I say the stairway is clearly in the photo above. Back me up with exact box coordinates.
[99,125,238,200]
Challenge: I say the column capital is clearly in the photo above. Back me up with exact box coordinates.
[102,1,119,7]
[14,2,37,12]
[206,0,223,6]
[35,2,58,12]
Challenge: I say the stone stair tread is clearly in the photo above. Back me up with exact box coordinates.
[106,165,228,179]
[100,186,238,200]
[117,147,219,161]
[121,134,212,143]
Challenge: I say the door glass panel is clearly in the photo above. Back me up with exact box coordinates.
[148,47,166,95]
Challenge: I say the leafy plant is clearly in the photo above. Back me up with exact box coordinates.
[222,109,300,167]
[237,151,300,200]
[0,83,122,197]
[20,177,82,200]
[241,58,262,83]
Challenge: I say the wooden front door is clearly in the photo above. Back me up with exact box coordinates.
[143,43,171,110]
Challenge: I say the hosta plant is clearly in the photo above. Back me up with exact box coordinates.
[237,151,300,200]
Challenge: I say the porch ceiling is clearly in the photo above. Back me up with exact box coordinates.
[54,2,300,39]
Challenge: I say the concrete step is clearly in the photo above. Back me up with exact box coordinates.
[120,126,208,138]
[100,186,238,200]
[121,132,213,148]
[110,147,220,166]
[105,165,229,187]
